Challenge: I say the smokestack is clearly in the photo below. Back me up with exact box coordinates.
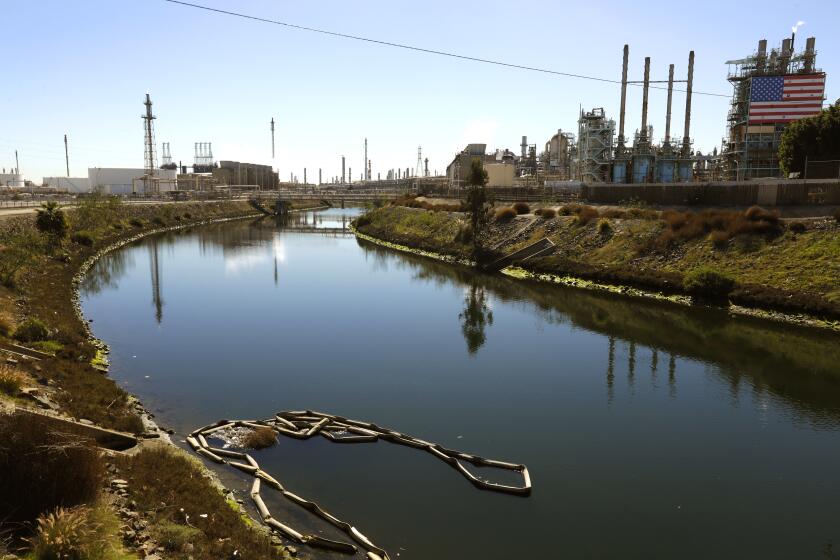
[804,37,816,73]
[618,44,629,148]
[756,39,768,74]
[640,56,650,142]
[64,134,70,177]
[682,50,695,155]
[364,138,368,181]
[341,156,346,184]
[521,136,527,159]
[304,168,307,185]
[319,168,322,185]
[665,64,674,145]
[780,38,792,73]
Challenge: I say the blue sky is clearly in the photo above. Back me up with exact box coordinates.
[3,0,838,182]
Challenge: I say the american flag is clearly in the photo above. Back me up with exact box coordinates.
[749,73,825,124]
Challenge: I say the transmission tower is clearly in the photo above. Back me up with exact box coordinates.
[415,146,423,177]
[142,94,157,176]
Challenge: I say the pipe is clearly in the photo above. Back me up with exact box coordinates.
[804,37,816,73]
[618,44,629,147]
[665,64,674,144]
[682,50,694,155]
[640,56,650,142]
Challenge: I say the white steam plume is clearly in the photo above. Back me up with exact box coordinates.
[792,20,805,34]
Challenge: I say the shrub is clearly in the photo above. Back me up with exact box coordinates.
[0,413,104,524]
[709,230,730,249]
[655,207,782,248]
[354,214,372,227]
[183,212,193,220]
[833,208,840,223]
[788,221,807,234]
[35,202,69,248]
[683,267,735,302]
[110,222,124,230]
[13,318,49,342]
[744,205,779,224]
[512,202,530,215]
[157,521,201,552]
[28,505,128,560]
[600,209,626,219]
[454,223,473,244]
[70,231,95,246]
[558,204,579,216]
[0,365,24,395]
[535,207,556,219]
[128,218,145,228]
[242,427,277,450]
[151,216,166,227]
[597,218,612,235]
[574,206,600,226]
[494,207,517,222]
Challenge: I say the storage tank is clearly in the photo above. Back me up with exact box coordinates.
[677,160,693,182]
[612,160,628,183]
[632,154,653,183]
[656,158,676,183]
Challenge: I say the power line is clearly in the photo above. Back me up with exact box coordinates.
[163,0,729,98]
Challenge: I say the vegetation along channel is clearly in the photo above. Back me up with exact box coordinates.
[68,205,840,559]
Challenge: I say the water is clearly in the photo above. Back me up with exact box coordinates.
[82,208,840,559]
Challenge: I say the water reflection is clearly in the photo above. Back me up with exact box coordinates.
[356,238,840,428]
[459,285,494,355]
[149,237,164,323]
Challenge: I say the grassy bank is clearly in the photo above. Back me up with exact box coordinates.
[0,196,322,559]
[353,201,840,325]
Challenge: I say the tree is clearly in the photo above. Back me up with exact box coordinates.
[463,158,492,256]
[779,100,840,177]
[35,202,68,251]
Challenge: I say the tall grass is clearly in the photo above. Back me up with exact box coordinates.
[655,206,782,248]
[28,505,132,560]
[534,208,556,219]
[0,413,104,524]
[0,365,25,395]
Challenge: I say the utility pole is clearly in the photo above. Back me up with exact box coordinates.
[270,117,275,159]
[64,134,70,177]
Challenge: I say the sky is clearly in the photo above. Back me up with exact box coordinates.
[3,0,839,183]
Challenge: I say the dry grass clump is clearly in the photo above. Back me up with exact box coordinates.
[28,505,131,560]
[655,206,782,248]
[391,195,462,212]
[117,446,279,559]
[709,230,730,249]
[573,206,600,226]
[243,426,277,449]
[597,218,612,235]
[0,365,25,395]
[0,412,104,525]
[534,208,556,219]
[512,202,530,215]
[494,207,517,222]
[788,221,807,234]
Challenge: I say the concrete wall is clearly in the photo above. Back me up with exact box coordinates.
[581,179,840,206]
[43,177,91,192]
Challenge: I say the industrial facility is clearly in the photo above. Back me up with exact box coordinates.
[721,35,824,179]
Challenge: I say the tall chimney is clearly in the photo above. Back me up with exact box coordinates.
[780,38,792,73]
[640,56,651,142]
[521,136,527,159]
[364,138,368,181]
[756,39,768,74]
[665,63,674,145]
[618,44,629,148]
[804,37,816,73]
[682,51,695,155]
[341,156,346,184]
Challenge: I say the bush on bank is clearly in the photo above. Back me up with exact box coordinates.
[683,268,736,302]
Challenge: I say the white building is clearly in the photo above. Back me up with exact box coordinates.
[43,177,91,193]
[88,168,176,194]
[0,172,24,187]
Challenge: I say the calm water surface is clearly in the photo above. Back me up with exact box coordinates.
[82,208,840,559]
